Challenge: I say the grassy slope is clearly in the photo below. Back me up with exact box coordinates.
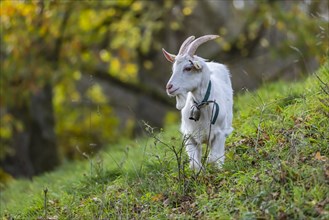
[1,64,328,219]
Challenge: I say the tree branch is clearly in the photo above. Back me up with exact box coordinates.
[93,68,174,107]
[52,6,72,64]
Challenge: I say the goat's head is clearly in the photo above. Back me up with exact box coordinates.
[162,35,219,110]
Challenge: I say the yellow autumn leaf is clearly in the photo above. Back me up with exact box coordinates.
[182,7,192,16]
[110,58,121,74]
[87,84,107,103]
[99,49,111,62]
[315,151,327,161]
[151,193,164,202]
[125,63,138,77]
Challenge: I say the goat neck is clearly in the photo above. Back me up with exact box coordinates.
[190,67,211,104]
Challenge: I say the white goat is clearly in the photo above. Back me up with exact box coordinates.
[162,35,233,170]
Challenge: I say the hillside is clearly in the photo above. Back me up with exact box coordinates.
[1,64,328,219]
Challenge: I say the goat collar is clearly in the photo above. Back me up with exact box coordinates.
[189,80,219,125]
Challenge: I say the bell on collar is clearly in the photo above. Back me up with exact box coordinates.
[189,105,201,121]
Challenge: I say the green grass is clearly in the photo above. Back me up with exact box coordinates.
[1,63,329,219]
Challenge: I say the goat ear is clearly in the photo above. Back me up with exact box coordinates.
[189,60,202,70]
[176,94,187,110]
[162,48,176,63]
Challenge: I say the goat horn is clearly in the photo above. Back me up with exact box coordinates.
[186,35,219,57]
[178,36,195,55]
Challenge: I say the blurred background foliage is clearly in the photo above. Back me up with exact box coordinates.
[0,0,328,180]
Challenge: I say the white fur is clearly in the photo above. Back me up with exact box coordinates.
[166,54,233,170]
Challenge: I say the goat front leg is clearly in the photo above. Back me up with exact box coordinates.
[207,131,226,168]
[185,137,202,170]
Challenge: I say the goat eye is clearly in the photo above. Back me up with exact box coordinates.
[184,67,192,72]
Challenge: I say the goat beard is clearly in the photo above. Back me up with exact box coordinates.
[175,93,187,110]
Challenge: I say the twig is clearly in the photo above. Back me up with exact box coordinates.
[43,188,48,219]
